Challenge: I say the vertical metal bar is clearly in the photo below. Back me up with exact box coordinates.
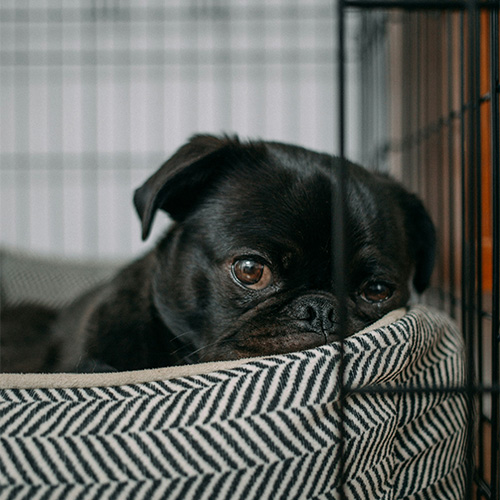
[459,8,474,498]
[336,1,347,498]
[376,15,384,170]
[365,16,372,166]
[360,15,368,167]
[447,12,456,319]
[382,14,389,171]
[407,11,415,189]
[371,17,376,167]
[474,6,486,492]
[368,17,372,167]
[489,7,499,498]
[401,12,409,183]
[474,8,482,317]
[423,12,433,305]
[423,11,430,232]
[415,14,421,193]
[436,12,446,310]
[460,9,467,351]
[407,12,414,188]
[465,3,477,498]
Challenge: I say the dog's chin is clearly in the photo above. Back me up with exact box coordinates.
[196,324,346,363]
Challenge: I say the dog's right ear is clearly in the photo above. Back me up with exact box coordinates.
[399,191,437,294]
[134,134,235,240]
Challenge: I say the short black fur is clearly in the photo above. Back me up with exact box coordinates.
[0,135,436,372]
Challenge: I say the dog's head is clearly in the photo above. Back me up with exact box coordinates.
[134,135,435,362]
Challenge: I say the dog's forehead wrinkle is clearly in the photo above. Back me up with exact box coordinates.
[228,174,330,223]
[216,228,328,269]
[198,181,332,263]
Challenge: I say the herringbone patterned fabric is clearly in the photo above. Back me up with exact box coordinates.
[0,306,466,499]
[0,249,122,308]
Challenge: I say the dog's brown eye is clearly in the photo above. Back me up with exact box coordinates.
[232,259,273,290]
[360,282,392,303]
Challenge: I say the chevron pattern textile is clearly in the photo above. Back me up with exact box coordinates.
[0,306,466,499]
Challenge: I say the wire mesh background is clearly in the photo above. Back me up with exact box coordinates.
[346,2,499,497]
[0,0,498,497]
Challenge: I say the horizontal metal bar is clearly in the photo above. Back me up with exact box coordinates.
[345,0,499,10]
[346,384,500,395]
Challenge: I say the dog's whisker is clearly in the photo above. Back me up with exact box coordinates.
[178,338,240,363]
[169,329,195,343]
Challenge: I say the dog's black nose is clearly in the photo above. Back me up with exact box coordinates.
[285,294,338,336]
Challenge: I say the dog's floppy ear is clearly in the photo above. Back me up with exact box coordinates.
[134,134,235,240]
[399,191,436,293]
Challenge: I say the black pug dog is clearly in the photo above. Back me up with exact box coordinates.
[1,135,435,373]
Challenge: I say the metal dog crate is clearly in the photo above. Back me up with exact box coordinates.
[0,0,498,498]
[339,1,499,498]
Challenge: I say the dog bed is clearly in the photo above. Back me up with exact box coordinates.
[0,250,467,499]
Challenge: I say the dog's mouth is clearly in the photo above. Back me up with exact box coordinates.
[188,291,354,362]
[195,318,345,363]
[167,288,392,364]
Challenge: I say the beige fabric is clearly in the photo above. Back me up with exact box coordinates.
[1,247,123,308]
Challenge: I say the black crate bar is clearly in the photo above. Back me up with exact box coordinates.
[466,5,481,498]
[340,0,500,497]
[336,1,348,498]
[447,10,458,321]
[490,5,500,497]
